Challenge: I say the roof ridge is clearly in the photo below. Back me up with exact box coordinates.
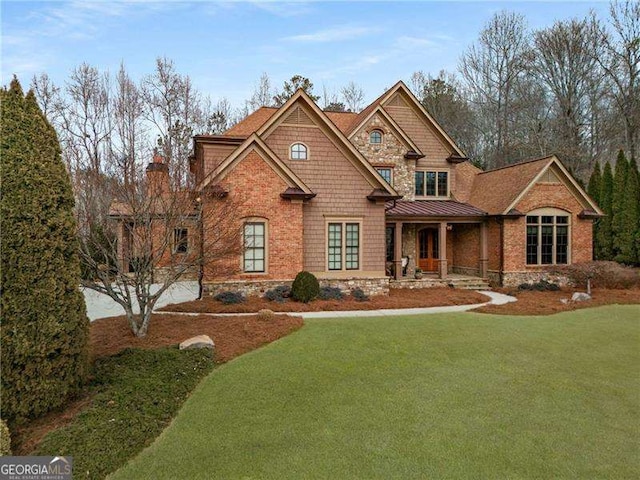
[479,155,554,174]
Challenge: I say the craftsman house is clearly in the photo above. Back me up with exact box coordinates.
[130,81,603,296]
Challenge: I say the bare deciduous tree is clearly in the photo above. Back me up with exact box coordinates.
[460,11,531,168]
[78,156,242,337]
[340,81,365,112]
[246,72,273,111]
[533,14,606,178]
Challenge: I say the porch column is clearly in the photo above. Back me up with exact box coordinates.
[480,221,489,278]
[394,221,403,280]
[439,221,448,279]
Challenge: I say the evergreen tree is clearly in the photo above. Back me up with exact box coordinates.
[587,162,602,260]
[611,150,630,260]
[596,161,614,260]
[621,157,640,264]
[1,78,89,422]
[587,162,601,205]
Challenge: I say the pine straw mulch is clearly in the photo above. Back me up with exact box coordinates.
[89,312,304,362]
[11,312,303,456]
[159,287,490,314]
[473,288,640,316]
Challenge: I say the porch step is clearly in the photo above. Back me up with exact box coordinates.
[447,278,491,290]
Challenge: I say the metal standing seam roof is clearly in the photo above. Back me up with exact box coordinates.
[385,200,487,217]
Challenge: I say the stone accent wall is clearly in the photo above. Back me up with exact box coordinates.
[502,271,571,288]
[351,113,414,199]
[204,276,389,298]
[401,224,417,277]
[451,266,481,277]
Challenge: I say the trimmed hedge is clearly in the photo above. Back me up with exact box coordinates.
[1,79,89,423]
[291,271,320,303]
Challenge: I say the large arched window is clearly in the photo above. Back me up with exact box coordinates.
[526,208,570,265]
[369,130,383,144]
[290,143,308,160]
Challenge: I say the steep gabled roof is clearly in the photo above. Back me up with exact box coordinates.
[469,155,603,215]
[325,111,359,132]
[348,105,423,155]
[347,81,466,156]
[223,107,277,137]
[255,89,399,197]
[198,133,312,194]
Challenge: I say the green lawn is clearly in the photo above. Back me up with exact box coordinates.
[112,305,640,480]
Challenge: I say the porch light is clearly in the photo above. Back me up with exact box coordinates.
[446,224,453,231]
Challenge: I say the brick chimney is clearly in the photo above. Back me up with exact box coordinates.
[146,151,170,195]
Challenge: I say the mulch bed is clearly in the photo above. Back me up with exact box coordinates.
[160,287,490,314]
[12,312,303,456]
[90,313,304,362]
[473,288,640,315]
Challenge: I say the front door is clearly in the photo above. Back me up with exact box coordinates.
[418,228,439,272]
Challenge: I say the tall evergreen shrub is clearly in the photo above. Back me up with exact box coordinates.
[0,78,89,422]
[596,161,614,260]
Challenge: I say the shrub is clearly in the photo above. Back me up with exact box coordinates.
[318,286,344,301]
[351,287,369,302]
[264,285,291,303]
[1,79,89,422]
[554,261,640,289]
[291,271,320,303]
[518,280,560,292]
[257,309,275,321]
[214,291,245,305]
[0,419,11,456]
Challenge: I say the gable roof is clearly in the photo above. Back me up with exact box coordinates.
[348,105,423,155]
[325,111,359,132]
[347,81,466,156]
[223,107,278,137]
[255,89,398,197]
[197,133,312,194]
[469,155,603,215]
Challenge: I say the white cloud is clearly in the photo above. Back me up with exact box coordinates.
[283,25,381,43]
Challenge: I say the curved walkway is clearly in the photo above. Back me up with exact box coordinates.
[296,291,516,319]
[149,291,517,319]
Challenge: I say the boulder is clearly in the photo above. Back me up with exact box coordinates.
[179,335,215,350]
[571,292,592,302]
[560,298,569,305]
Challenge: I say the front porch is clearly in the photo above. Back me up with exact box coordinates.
[385,200,490,285]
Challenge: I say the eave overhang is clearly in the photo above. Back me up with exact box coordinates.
[280,187,317,201]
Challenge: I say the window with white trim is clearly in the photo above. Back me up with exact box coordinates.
[290,143,308,160]
[327,221,360,271]
[415,170,448,197]
[526,212,569,265]
[243,222,265,272]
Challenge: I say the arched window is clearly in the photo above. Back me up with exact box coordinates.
[290,143,308,160]
[369,130,383,144]
[525,208,570,265]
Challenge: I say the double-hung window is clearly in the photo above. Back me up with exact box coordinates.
[243,222,266,273]
[328,221,360,271]
[415,170,448,197]
[526,212,569,265]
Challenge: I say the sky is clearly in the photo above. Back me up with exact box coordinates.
[1,1,613,108]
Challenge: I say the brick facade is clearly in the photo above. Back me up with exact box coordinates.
[204,149,304,282]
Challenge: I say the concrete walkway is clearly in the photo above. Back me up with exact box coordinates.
[138,290,517,319]
[295,291,516,319]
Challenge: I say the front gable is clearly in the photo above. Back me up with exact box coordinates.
[257,91,398,198]
[509,157,603,216]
